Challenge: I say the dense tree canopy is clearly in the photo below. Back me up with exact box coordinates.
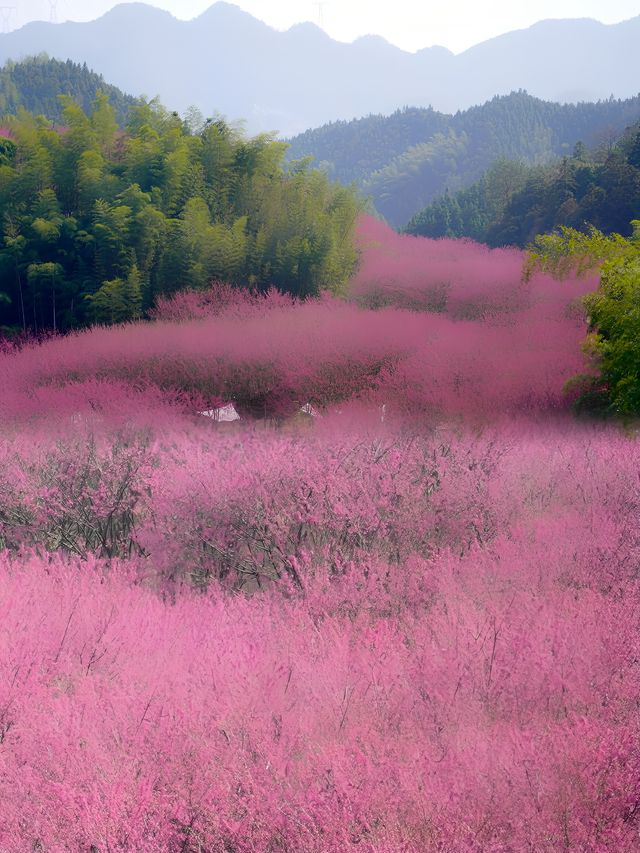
[407,126,640,247]
[0,96,362,333]
[286,106,450,185]
[287,91,640,227]
[0,55,137,126]
[526,221,640,414]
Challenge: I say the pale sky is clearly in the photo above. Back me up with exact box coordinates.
[3,0,639,52]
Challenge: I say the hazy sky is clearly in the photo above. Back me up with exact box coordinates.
[4,0,640,52]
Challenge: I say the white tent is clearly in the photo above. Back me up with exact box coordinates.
[299,403,321,418]
[199,403,241,422]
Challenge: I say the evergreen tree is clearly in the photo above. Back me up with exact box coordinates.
[0,56,137,125]
[408,124,640,247]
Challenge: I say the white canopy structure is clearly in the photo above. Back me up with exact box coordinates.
[199,403,241,422]
[299,403,321,418]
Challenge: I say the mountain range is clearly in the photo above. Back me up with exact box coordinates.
[0,3,639,136]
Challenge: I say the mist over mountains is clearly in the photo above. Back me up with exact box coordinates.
[0,3,638,136]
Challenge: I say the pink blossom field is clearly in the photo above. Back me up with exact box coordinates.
[1,217,639,851]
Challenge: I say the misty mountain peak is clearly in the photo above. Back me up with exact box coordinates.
[101,3,175,23]
[196,3,259,24]
[286,22,330,39]
[351,34,402,53]
[0,7,638,136]
[415,45,455,58]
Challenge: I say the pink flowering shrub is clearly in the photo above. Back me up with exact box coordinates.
[2,220,639,850]
[0,218,595,424]
[149,281,297,323]
[2,422,640,850]
[352,214,596,319]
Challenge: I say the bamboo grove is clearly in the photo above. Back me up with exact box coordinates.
[0,95,362,332]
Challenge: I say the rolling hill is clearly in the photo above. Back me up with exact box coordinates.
[0,55,138,124]
[287,91,640,226]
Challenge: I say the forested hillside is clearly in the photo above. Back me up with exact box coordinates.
[287,91,640,226]
[0,56,137,125]
[285,107,450,185]
[406,125,640,246]
[0,96,360,333]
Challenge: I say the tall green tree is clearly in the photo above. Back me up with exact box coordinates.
[26,261,63,332]
[86,263,143,324]
[0,97,362,332]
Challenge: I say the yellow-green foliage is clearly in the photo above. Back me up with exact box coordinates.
[526,222,640,413]
[0,96,363,331]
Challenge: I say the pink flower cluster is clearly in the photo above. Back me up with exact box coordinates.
[1,421,640,850]
[1,219,636,850]
[0,217,596,426]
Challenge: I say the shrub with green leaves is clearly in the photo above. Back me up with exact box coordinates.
[526,221,640,413]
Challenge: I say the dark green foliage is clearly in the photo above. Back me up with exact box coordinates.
[0,99,362,333]
[526,223,640,414]
[0,55,137,126]
[628,132,640,169]
[408,124,640,247]
[287,91,640,227]
[0,135,16,164]
[286,106,449,185]
[404,158,530,241]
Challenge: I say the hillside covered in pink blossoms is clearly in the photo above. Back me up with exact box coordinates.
[1,217,639,851]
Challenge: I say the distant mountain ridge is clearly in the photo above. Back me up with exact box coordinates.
[287,91,640,226]
[0,56,138,125]
[0,4,638,136]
